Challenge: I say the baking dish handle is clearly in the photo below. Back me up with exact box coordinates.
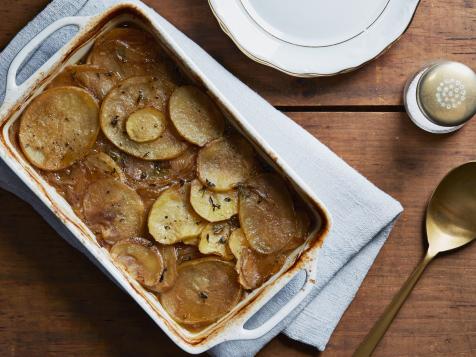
[231,257,317,341]
[5,16,91,101]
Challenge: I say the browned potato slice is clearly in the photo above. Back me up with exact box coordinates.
[239,173,298,254]
[228,228,286,289]
[19,86,99,171]
[111,145,198,211]
[87,27,176,82]
[148,183,205,245]
[156,244,178,292]
[45,152,125,211]
[228,228,249,262]
[83,152,125,182]
[182,237,199,246]
[119,146,197,190]
[48,66,82,88]
[197,136,257,191]
[125,107,166,143]
[175,243,203,264]
[169,86,224,146]
[237,248,287,290]
[48,65,120,100]
[190,179,238,222]
[83,178,145,244]
[283,209,311,252]
[198,222,234,260]
[100,76,188,160]
[160,258,242,326]
[110,237,165,291]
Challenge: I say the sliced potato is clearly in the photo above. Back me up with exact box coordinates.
[190,179,238,222]
[19,86,99,171]
[237,248,287,290]
[83,152,125,182]
[120,146,198,190]
[166,146,198,178]
[283,208,311,252]
[45,152,124,212]
[169,86,224,146]
[125,107,166,143]
[228,228,249,262]
[148,183,205,245]
[117,146,198,211]
[48,65,121,100]
[110,237,165,291]
[228,228,286,289]
[175,243,203,264]
[83,178,145,244]
[156,244,178,292]
[100,76,188,160]
[197,136,256,191]
[87,27,177,82]
[48,66,82,88]
[160,257,242,326]
[239,173,298,254]
[198,222,234,260]
[182,237,199,246]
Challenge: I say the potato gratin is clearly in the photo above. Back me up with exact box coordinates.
[13,25,316,329]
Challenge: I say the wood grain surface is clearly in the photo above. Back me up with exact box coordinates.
[0,0,475,356]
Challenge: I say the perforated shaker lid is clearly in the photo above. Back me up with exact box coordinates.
[417,61,476,127]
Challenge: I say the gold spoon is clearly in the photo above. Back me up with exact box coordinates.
[354,161,476,357]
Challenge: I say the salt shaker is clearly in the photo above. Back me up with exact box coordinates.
[404,61,476,133]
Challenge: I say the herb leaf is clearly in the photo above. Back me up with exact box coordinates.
[206,179,215,188]
[208,196,221,211]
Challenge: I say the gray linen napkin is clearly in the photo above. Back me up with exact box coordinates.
[0,0,403,355]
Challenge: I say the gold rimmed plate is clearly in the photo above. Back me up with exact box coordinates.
[209,0,421,77]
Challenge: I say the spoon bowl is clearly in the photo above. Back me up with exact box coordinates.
[355,161,476,356]
[426,161,476,253]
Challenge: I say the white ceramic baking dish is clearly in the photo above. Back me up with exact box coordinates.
[0,1,331,354]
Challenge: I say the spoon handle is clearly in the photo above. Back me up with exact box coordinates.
[353,250,436,357]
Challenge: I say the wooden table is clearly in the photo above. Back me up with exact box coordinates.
[0,1,475,356]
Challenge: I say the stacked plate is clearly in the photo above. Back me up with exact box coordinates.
[209,0,421,77]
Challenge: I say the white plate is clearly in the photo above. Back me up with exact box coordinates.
[209,0,421,77]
